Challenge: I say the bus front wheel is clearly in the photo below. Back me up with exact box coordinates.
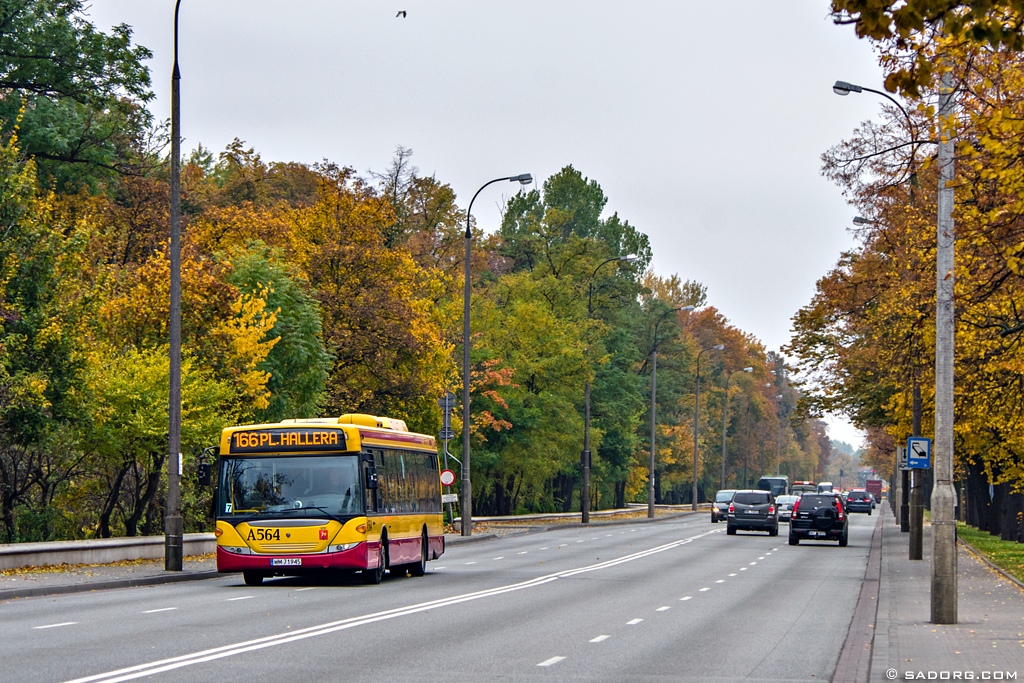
[409,532,428,577]
[363,537,388,585]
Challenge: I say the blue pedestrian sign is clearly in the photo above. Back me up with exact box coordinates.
[907,437,932,469]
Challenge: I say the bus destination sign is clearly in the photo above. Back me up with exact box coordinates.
[230,429,347,454]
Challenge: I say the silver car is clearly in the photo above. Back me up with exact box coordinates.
[775,494,800,522]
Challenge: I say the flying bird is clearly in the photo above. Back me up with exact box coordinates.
[396,10,406,17]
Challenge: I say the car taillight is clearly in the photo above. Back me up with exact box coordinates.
[837,504,845,520]
[792,499,801,515]
[728,503,735,513]
[768,505,775,514]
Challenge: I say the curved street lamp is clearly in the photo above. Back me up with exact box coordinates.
[648,305,694,518]
[461,173,532,536]
[582,255,636,523]
[692,343,724,510]
[720,367,753,489]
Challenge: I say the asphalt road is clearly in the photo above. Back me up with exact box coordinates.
[2,512,876,683]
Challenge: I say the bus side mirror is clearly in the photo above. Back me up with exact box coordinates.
[366,466,379,490]
[197,463,212,487]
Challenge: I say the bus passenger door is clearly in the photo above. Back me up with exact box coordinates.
[364,451,381,513]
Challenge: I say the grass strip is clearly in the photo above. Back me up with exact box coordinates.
[956,522,1024,585]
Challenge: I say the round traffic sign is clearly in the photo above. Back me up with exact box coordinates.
[439,469,456,486]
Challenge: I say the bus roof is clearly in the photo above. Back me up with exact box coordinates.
[219,414,436,456]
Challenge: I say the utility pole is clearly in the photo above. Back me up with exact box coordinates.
[931,68,957,624]
[165,0,184,572]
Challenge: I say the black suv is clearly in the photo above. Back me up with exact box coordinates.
[788,493,848,546]
[845,489,873,515]
[726,490,779,536]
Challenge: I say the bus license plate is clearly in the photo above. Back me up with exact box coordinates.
[271,558,301,566]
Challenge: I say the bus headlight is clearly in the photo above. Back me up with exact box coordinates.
[222,546,251,555]
[329,543,359,553]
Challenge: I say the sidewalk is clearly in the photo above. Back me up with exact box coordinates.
[838,504,1024,682]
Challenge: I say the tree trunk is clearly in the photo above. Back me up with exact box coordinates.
[98,465,129,538]
[964,455,988,529]
[1001,491,1022,543]
[614,480,625,509]
[988,482,1005,538]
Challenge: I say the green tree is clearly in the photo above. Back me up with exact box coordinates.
[224,242,332,422]
[0,0,155,190]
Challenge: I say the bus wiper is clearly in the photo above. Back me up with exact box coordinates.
[275,506,343,524]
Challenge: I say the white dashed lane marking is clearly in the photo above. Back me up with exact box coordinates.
[226,596,254,601]
[590,635,611,643]
[656,606,671,612]
[142,607,177,614]
[33,622,77,629]
[537,657,566,667]
[627,618,644,625]
[680,596,692,601]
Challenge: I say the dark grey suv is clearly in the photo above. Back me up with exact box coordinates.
[726,490,779,536]
[788,493,849,546]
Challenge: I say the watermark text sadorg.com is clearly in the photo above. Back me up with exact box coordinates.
[885,670,1018,681]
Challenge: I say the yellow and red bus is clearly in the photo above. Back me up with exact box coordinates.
[214,413,445,585]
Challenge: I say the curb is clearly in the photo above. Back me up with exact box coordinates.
[0,569,222,602]
[832,509,884,683]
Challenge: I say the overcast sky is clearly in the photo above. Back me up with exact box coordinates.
[85,1,886,448]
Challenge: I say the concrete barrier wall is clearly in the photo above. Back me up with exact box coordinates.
[0,533,216,571]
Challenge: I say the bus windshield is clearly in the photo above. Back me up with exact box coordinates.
[219,455,363,518]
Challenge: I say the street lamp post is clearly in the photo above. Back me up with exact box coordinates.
[648,305,694,519]
[775,395,784,476]
[692,344,724,511]
[720,367,753,489]
[834,76,957,622]
[166,0,184,572]
[461,173,532,536]
[582,255,635,523]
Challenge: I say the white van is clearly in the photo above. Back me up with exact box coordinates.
[816,481,834,493]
